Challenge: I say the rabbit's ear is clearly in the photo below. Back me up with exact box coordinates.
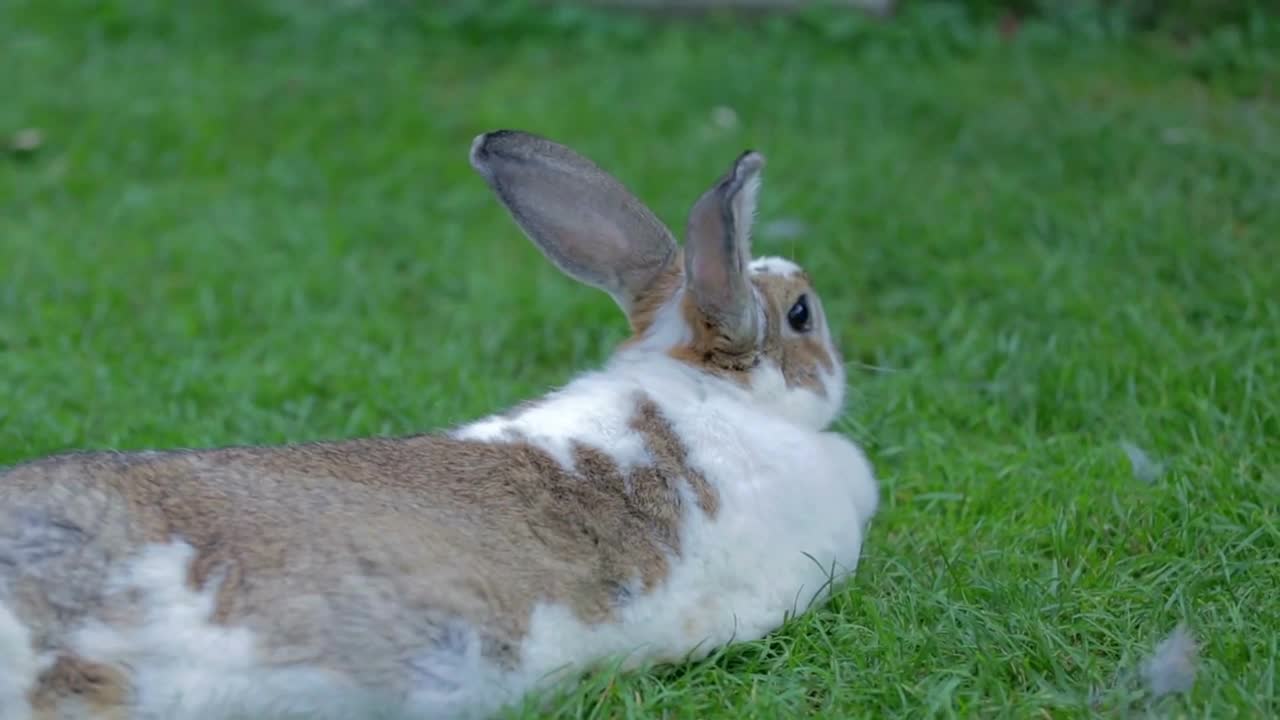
[683,150,765,353]
[470,130,678,318]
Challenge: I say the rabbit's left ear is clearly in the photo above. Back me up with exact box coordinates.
[470,130,678,320]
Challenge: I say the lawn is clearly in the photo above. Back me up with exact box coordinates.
[2,1,1277,717]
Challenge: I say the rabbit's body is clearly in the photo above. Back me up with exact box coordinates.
[0,131,879,719]
[1,341,872,720]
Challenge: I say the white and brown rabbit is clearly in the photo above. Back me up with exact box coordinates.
[0,130,880,720]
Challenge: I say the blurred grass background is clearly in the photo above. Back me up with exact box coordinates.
[2,0,1278,717]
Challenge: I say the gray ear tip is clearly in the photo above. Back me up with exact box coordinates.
[725,151,765,192]
[469,130,526,176]
[469,131,500,175]
[736,150,765,175]
[721,150,765,199]
[469,133,492,174]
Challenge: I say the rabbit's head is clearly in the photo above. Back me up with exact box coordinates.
[470,130,846,430]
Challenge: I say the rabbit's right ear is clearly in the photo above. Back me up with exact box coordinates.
[470,130,678,321]
[683,150,765,356]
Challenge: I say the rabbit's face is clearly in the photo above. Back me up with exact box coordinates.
[632,253,844,432]
[744,257,845,428]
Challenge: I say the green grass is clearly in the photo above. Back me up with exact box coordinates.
[2,1,1278,717]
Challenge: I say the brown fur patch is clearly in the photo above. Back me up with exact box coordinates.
[622,254,684,341]
[668,286,760,380]
[30,655,130,720]
[0,393,718,702]
[629,396,718,517]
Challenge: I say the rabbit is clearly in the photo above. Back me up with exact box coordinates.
[0,130,880,720]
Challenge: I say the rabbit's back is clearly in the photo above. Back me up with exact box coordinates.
[0,389,725,718]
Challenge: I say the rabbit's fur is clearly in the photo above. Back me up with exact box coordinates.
[0,131,879,720]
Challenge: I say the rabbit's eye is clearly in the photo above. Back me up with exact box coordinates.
[787,295,812,333]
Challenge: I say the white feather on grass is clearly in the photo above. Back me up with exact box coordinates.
[1142,623,1199,700]
[1120,441,1165,483]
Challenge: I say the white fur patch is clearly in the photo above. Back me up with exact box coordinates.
[0,602,39,720]
[748,360,844,430]
[403,622,511,719]
[630,287,693,355]
[67,542,402,720]
[749,256,802,277]
[452,380,653,474]
[39,540,521,720]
